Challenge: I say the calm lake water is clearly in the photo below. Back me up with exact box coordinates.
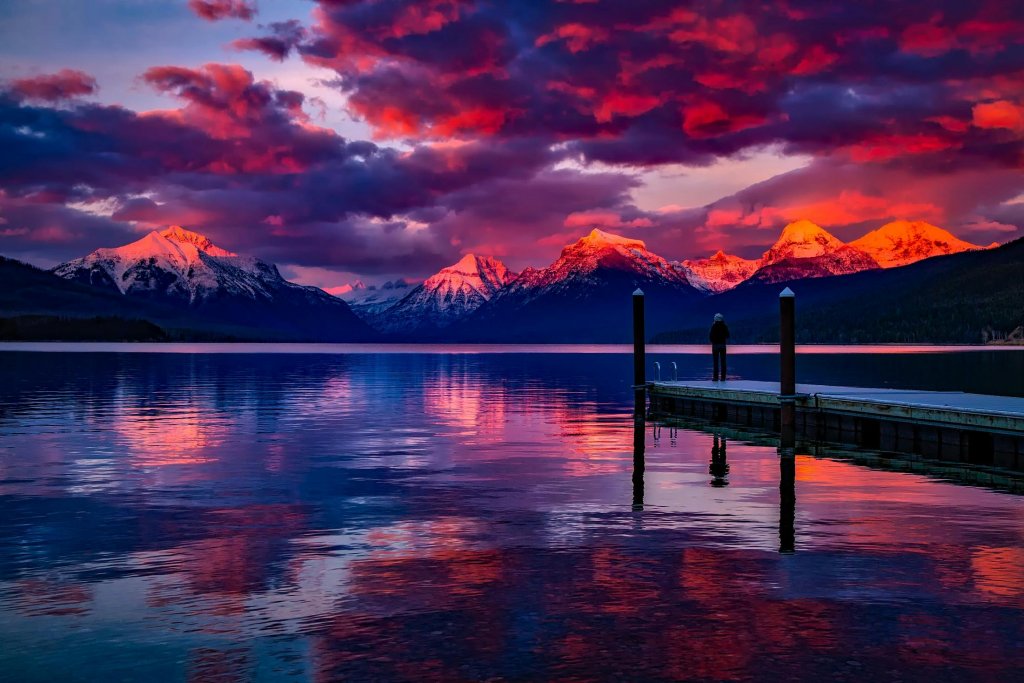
[1,345,1022,681]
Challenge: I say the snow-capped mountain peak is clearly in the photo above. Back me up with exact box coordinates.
[370,255,517,333]
[849,220,984,268]
[577,228,647,250]
[761,220,846,265]
[529,228,690,288]
[747,219,881,284]
[425,254,515,298]
[53,225,284,302]
[334,278,413,321]
[50,225,374,340]
[681,250,760,293]
[160,225,235,257]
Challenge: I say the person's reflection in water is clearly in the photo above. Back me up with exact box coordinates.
[779,447,796,554]
[709,432,729,487]
[632,414,645,511]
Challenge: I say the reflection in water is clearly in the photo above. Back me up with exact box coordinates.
[779,456,796,554]
[710,432,730,487]
[632,412,644,511]
[0,350,1022,681]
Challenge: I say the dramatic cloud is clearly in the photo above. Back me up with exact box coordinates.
[188,0,256,22]
[9,70,98,102]
[1,1,1022,282]
[232,20,306,62]
[291,0,1024,169]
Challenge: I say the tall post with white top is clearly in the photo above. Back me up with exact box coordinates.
[632,289,646,413]
[779,287,797,446]
[778,286,797,552]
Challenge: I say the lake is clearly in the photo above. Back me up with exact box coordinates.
[1,345,1022,681]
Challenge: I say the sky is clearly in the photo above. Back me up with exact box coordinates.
[0,0,1022,289]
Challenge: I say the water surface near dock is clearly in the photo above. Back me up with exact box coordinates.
[0,348,1021,680]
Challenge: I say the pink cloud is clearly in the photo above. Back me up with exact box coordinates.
[10,70,97,102]
[188,0,255,22]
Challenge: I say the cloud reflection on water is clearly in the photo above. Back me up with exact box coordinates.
[0,351,1021,680]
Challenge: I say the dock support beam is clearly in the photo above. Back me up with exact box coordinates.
[779,287,796,443]
[633,288,646,413]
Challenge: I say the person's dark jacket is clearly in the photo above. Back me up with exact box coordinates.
[709,321,730,345]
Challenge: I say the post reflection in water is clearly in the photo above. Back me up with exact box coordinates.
[632,411,645,511]
[1,350,1023,681]
[779,412,797,555]
[779,454,796,554]
[709,432,729,487]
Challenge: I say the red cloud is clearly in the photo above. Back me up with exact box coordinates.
[136,63,342,174]
[791,45,838,75]
[536,23,609,53]
[900,15,1024,57]
[188,0,255,21]
[430,107,508,138]
[846,133,960,162]
[11,70,97,102]
[667,14,759,54]
[594,92,662,123]
[900,20,956,56]
[973,100,1024,134]
[682,101,767,139]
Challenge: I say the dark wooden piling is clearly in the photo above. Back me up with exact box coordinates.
[633,288,646,411]
[779,287,797,445]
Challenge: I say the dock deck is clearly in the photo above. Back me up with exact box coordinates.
[649,380,1024,432]
[648,380,1024,469]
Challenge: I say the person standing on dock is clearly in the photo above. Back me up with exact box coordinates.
[709,313,730,381]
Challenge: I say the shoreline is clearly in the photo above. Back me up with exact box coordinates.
[1,341,1022,354]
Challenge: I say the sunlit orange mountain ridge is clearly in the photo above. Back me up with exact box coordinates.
[849,220,987,269]
[680,219,990,292]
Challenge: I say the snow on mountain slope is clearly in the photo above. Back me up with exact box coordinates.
[452,229,702,342]
[52,226,374,341]
[507,229,691,298]
[681,250,760,293]
[849,220,985,268]
[748,220,880,284]
[335,279,414,320]
[376,254,516,332]
[759,219,849,264]
[52,226,273,302]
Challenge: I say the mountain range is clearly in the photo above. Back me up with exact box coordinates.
[653,236,1023,345]
[0,219,1014,343]
[46,226,375,341]
[451,229,703,342]
[369,254,517,334]
[341,219,993,340]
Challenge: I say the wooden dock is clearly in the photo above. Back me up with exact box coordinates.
[648,380,1024,470]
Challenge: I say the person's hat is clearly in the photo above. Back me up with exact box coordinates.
[714,313,724,321]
